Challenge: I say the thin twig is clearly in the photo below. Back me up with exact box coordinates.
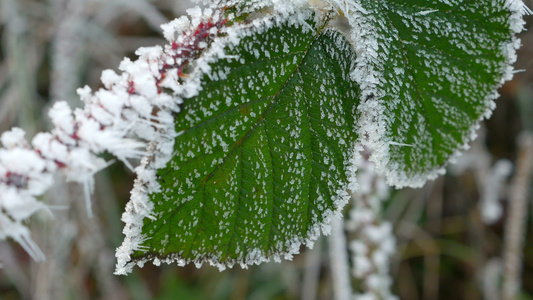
[329,217,353,300]
[502,131,533,300]
[301,239,322,300]
[423,178,443,300]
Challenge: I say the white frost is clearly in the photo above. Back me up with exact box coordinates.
[329,0,528,188]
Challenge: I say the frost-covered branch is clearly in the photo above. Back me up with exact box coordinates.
[502,132,533,300]
[451,127,513,225]
[480,159,513,224]
[0,7,230,260]
[329,217,353,300]
[347,148,397,300]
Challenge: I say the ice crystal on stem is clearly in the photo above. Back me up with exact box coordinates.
[347,148,397,300]
[480,159,513,224]
[328,217,353,300]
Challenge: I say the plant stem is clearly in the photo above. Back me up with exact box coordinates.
[502,131,533,300]
[329,217,352,300]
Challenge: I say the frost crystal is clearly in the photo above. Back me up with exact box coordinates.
[330,0,528,188]
[115,6,362,274]
[347,148,397,300]
[115,7,243,275]
[0,4,225,261]
[480,159,513,224]
[1,0,527,278]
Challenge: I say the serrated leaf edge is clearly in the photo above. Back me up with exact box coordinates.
[331,0,527,188]
[114,9,360,275]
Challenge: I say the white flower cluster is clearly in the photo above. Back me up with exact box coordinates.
[346,149,397,300]
[0,7,229,261]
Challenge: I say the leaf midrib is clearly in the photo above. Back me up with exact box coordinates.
[183,24,328,261]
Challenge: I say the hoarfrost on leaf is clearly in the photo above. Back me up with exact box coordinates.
[115,10,362,274]
[332,0,528,188]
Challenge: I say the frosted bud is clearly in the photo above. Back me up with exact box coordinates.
[350,240,368,255]
[1,128,27,149]
[136,46,164,62]
[161,16,190,42]
[76,85,92,102]
[187,7,204,27]
[353,254,372,277]
[493,159,513,177]
[49,101,75,135]
[101,69,121,89]
[367,274,386,291]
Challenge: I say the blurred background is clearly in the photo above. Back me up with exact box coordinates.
[1,0,533,299]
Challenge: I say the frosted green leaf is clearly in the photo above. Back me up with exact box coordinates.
[338,0,524,187]
[128,18,360,269]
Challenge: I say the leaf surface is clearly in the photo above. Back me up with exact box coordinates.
[131,17,360,268]
[344,0,521,187]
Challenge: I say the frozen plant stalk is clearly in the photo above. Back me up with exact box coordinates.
[346,148,397,300]
[502,132,533,300]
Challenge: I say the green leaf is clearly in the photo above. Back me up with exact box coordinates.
[131,17,360,268]
[342,0,521,187]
